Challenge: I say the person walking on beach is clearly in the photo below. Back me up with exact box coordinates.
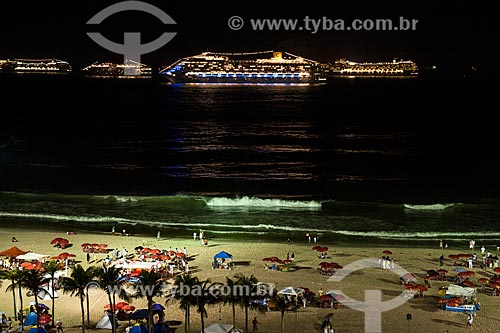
[157,231,161,240]
[252,317,259,332]
[466,312,473,328]
[56,318,64,333]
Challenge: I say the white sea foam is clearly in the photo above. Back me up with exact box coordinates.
[403,203,457,210]
[205,196,322,208]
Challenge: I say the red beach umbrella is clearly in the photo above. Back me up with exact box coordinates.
[494,267,500,273]
[490,277,500,283]
[312,246,322,251]
[50,238,63,245]
[383,250,393,255]
[461,280,474,287]
[478,278,489,284]
[436,269,448,274]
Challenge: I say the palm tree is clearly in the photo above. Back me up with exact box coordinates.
[193,278,221,333]
[223,277,238,328]
[1,270,18,321]
[95,265,128,333]
[134,270,165,333]
[271,295,289,333]
[234,273,258,333]
[21,268,47,329]
[172,273,198,333]
[60,264,97,333]
[42,261,63,327]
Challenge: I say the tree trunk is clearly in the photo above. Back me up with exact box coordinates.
[11,283,17,322]
[80,295,86,333]
[108,293,116,333]
[148,298,153,333]
[232,303,236,328]
[184,307,188,333]
[51,277,56,327]
[281,312,285,333]
[86,293,91,329]
[200,308,205,333]
[34,292,40,329]
[18,286,24,322]
[244,305,248,333]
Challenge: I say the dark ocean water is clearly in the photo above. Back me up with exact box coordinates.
[1,73,499,246]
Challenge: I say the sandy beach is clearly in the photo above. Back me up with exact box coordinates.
[1,225,499,333]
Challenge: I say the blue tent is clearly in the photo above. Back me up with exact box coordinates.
[24,312,38,326]
[213,251,232,259]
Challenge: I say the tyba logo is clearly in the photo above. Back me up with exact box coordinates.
[86,1,177,75]
[327,258,417,333]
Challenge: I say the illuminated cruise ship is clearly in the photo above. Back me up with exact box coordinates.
[326,59,418,76]
[159,51,326,83]
[82,60,152,77]
[0,59,72,73]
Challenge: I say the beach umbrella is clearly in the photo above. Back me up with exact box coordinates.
[122,305,135,311]
[383,250,392,255]
[490,277,500,283]
[312,246,322,251]
[320,247,329,252]
[81,243,91,247]
[50,238,63,245]
[320,294,332,301]
[478,278,490,284]
[130,309,149,319]
[461,280,474,287]
[490,283,500,289]
[116,301,129,310]
[436,269,448,274]
[167,250,176,255]
[331,262,343,269]
[38,313,51,325]
[401,273,416,281]
[152,303,165,311]
[494,267,500,273]
[37,303,50,310]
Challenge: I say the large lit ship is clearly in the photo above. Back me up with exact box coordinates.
[159,51,326,83]
[325,58,418,76]
[82,60,152,77]
[0,59,72,73]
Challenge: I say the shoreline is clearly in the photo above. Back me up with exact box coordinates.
[2,225,500,332]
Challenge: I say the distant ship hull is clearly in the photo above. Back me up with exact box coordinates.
[160,51,326,84]
[82,60,152,77]
[0,59,71,73]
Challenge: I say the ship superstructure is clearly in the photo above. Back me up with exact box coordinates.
[326,58,418,76]
[82,60,152,77]
[0,59,72,73]
[159,51,326,83]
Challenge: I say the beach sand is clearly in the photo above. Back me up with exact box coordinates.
[1,226,499,333]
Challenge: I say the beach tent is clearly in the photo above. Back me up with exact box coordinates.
[17,253,51,261]
[446,284,477,298]
[213,251,232,259]
[277,286,305,297]
[0,245,29,257]
[203,323,233,333]
[24,312,38,326]
[96,311,113,329]
[38,285,58,300]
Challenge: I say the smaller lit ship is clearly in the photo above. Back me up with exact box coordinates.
[325,58,418,77]
[0,59,72,73]
[82,60,152,77]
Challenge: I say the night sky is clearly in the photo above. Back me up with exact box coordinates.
[0,0,493,75]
